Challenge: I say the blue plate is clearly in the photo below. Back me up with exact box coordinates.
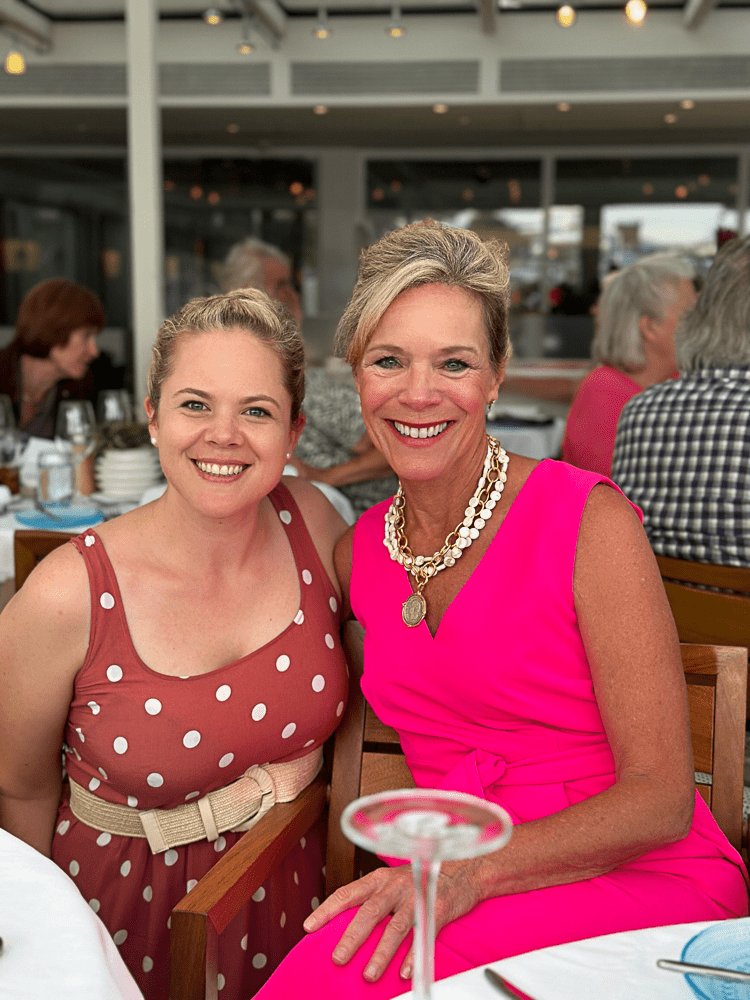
[15,506,104,530]
[681,921,750,999]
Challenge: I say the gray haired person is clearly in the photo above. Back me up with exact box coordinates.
[561,254,696,475]
[612,236,750,567]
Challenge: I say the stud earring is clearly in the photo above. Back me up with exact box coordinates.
[286,452,291,460]
[150,437,157,446]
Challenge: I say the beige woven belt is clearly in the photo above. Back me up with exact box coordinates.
[68,746,323,854]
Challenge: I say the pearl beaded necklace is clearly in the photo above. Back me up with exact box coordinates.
[384,435,509,626]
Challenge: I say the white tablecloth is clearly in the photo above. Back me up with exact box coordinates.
[0,827,144,1000]
[0,503,108,584]
[394,919,733,999]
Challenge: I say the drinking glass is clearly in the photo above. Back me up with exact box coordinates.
[0,393,23,492]
[38,450,74,508]
[341,789,512,1000]
[97,389,133,425]
[55,400,97,499]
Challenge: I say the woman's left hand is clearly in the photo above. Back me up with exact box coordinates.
[302,861,482,982]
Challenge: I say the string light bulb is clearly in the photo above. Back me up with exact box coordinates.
[203,7,223,25]
[4,50,25,74]
[313,8,332,38]
[386,6,405,37]
[625,0,647,24]
[556,5,576,27]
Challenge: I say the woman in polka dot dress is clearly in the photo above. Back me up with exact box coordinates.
[0,289,349,999]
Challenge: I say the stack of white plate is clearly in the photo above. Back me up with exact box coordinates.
[95,446,163,499]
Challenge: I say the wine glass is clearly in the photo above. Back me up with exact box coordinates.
[97,389,133,425]
[55,400,97,500]
[341,789,512,1000]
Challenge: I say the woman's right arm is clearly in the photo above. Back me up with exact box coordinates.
[0,545,90,856]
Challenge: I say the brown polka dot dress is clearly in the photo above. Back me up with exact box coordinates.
[51,483,348,1000]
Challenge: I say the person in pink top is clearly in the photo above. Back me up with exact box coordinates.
[562,255,696,475]
[255,222,747,1000]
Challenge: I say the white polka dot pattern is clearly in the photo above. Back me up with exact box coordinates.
[252,954,267,969]
[69,860,79,876]
[279,509,292,524]
[113,929,127,946]
[214,836,226,852]
[96,832,112,847]
[89,777,100,792]
[281,723,296,739]
[329,596,338,612]
[164,849,178,866]
[251,886,265,902]
[240,934,248,951]
[98,767,108,779]
[311,896,320,909]
[89,899,100,913]
[275,655,290,672]
[311,674,325,692]
[113,737,128,754]
[143,885,153,902]
[185,791,200,800]
[76,727,85,742]
[84,535,95,547]
[187,879,198,892]
[106,664,123,683]
[147,772,164,787]
[144,698,162,715]
[142,957,154,973]
[183,730,201,748]
[57,820,70,836]
[217,974,226,990]
[336,701,344,717]
[280,912,286,928]
[302,569,312,585]
[215,685,231,702]
[120,861,131,877]
[219,753,234,768]
[325,633,335,649]
[294,609,304,625]
[127,795,138,808]
[100,592,115,610]
[251,703,266,721]
[88,701,100,715]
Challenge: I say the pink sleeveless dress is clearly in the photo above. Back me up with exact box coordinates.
[256,461,748,999]
[51,483,348,1000]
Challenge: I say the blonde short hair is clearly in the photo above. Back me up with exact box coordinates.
[335,221,512,372]
[147,288,305,421]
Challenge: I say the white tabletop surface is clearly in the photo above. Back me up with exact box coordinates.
[0,827,144,1000]
[393,919,736,999]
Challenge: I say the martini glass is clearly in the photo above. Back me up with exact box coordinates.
[341,788,512,1000]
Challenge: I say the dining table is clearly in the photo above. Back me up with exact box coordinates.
[0,826,144,999]
[393,918,743,999]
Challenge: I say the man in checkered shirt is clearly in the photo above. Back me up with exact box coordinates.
[611,235,750,568]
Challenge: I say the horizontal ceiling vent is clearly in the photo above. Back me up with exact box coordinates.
[501,56,750,92]
[0,64,126,97]
[160,63,271,97]
[292,61,479,96]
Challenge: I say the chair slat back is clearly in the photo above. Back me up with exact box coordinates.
[14,529,75,591]
[681,643,746,851]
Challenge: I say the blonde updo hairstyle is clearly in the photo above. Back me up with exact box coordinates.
[335,221,512,373]
[147,288,305,422]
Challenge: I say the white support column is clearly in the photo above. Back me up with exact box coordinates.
[313,150,367,356]
[126,0,164,412]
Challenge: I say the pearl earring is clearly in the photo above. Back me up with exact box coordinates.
[286,452,291,459]
[150,437,157,446]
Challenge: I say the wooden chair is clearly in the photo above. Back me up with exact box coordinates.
[655,554,750,716]
[14,529,76,591]
[168,634,747,998]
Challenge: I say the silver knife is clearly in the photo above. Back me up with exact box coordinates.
[657,958,750,982]
[484,967,536,1000]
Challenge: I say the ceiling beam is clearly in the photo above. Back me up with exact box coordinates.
[236,0,286,39]
[479,0,497,34]
[0,0,52,51]
[683,0,717,30]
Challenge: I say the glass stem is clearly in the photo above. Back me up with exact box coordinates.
[411,856,441,1000]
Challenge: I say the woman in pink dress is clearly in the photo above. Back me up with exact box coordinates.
[0,289,349,999]
[256,222,748,999]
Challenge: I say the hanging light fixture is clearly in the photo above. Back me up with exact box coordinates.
[236,12,254,53]
[313,8,332,39]
[203,7,223,25]
[4,49,25,74]
[625,0,647,24]
[386,6,405,37]
[556,5,576,27]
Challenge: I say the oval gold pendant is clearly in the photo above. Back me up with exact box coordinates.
[402,592,427,627]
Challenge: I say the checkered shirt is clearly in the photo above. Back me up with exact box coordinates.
[611,366,750,567]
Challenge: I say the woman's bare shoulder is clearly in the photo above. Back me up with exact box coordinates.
[282,476,348,543]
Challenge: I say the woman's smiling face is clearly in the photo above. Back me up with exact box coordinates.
[354,283,502,485]
[147,327,302,518]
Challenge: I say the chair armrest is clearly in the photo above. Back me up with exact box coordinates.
[170,775,328,1000]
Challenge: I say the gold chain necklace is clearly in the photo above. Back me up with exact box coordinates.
[384,435,509,627]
